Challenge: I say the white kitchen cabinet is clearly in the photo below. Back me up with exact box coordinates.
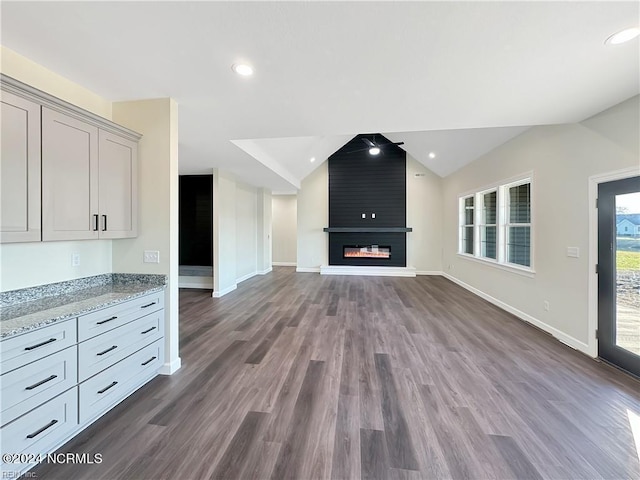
[0,91,42,243]
[42,108,139,241]
[42,107,100,241]
[98,130,138,238]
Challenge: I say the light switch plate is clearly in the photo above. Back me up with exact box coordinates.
[72,253,80,267]
[567,247,579,258]
[144,250,160,263]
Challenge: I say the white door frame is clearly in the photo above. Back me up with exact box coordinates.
[588,166,640,358]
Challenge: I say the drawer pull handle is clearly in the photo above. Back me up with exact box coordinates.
[93,214,99,231]
[141,302,156,309]
[102,214,107,231]
[97,345,118,356]
[141,356,157,366]
[25,375,58,391]
[24,338,56,351]
[96,316,118,325]
[26,419,58,439]
[141,326,157,334]
[97,381,118,394]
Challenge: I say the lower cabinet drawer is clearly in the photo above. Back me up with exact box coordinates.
[1,388,78,473]
[79,339,163,424]
[1,346,77,427]
[78,310,163,382]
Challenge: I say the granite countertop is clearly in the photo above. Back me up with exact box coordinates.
[0,273,167,340]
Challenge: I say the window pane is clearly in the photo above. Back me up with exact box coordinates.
[509,183,530,223]
[464,197,474,225]
[463,226,474,254]
[508,226,530,266]
[481,226,497,259]
[483,191,497,224]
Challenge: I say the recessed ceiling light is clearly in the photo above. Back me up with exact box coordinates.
[369,147,381,155]
[310,157,316,163]
[428,152,436,159]
[232,63,254,76]
[605,27,640,45]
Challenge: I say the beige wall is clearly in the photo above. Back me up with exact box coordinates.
[1,46,111,118]
[213,170,238,296]
[296,163,328,271]
[407,156,443,273]
[236,182,258,280]
[272,195,297,265]
[0,46,114,291]
[442,95,640,353]
[111,98,181,374]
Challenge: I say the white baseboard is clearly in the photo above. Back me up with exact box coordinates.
[258,267,273,275]
[320,265,417,277]
[236,271,257,284]
[442,272,590,355]
[296,267,321,273]
[415,270,443,275]
[273,262,297,267]
[158,357,182,375]
[212,284,237,298]
[178,276,213,289]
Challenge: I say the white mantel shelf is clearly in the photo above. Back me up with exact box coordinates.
[320,266,416,277]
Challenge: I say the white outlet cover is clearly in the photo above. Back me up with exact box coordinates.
[72,253,80,267]
[567,247,579,258]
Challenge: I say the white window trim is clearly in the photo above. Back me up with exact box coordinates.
[457,172,534,274]
[478,189,497,260]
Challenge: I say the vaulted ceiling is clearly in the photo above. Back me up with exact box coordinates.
[2,1,638,192]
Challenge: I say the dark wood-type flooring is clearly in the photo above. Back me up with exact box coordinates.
[33,267,640,479]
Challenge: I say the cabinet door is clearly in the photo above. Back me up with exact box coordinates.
[0,91,41,243]
[42,108,99,241]
[98,131,137,238]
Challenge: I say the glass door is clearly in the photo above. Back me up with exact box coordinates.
[598,176,640,376]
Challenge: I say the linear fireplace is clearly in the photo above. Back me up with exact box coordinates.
[344,245,390,259]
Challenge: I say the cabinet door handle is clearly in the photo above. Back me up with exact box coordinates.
[141,326,157,334]
[93,214,99,231]
[24,338,56,351]
[96,345,118,356]
[96,316,118,325]
[141,302,156,309]
[97,381,118,394]
[26,419,58,439]
[141,356,157,366]
[102,215,107,231]
[25,375,58,391]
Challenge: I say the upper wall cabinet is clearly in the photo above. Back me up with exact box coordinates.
[0,91,42,243]
[0,74,141,243]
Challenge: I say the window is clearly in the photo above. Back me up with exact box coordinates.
[506,181,531,267]
[458,177,532,271]
[460,196,474,254]
[480,190,497,259]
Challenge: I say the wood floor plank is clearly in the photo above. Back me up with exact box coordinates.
[374,353,419,471]
[29,268,640,480]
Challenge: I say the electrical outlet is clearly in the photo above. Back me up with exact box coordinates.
[143,250,160,263]
[72,253,80,267]
[544,301,550,311]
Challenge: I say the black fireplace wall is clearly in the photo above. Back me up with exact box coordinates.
[328,137,406,227]
[328,135,407,267]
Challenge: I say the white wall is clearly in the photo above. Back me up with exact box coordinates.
[111,98,181,375]
[272,195,297,265]
[296,163,328,272]
[0,47,113,292]
[256,189,273,273]
[236,183,258,281]
[407,156,443,273]
[213,170,238,296]
[442,95,640,353]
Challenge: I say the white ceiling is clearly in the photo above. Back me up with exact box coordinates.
[1,2,638,192]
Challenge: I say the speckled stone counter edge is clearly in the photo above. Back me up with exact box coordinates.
[0,273,167,307]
